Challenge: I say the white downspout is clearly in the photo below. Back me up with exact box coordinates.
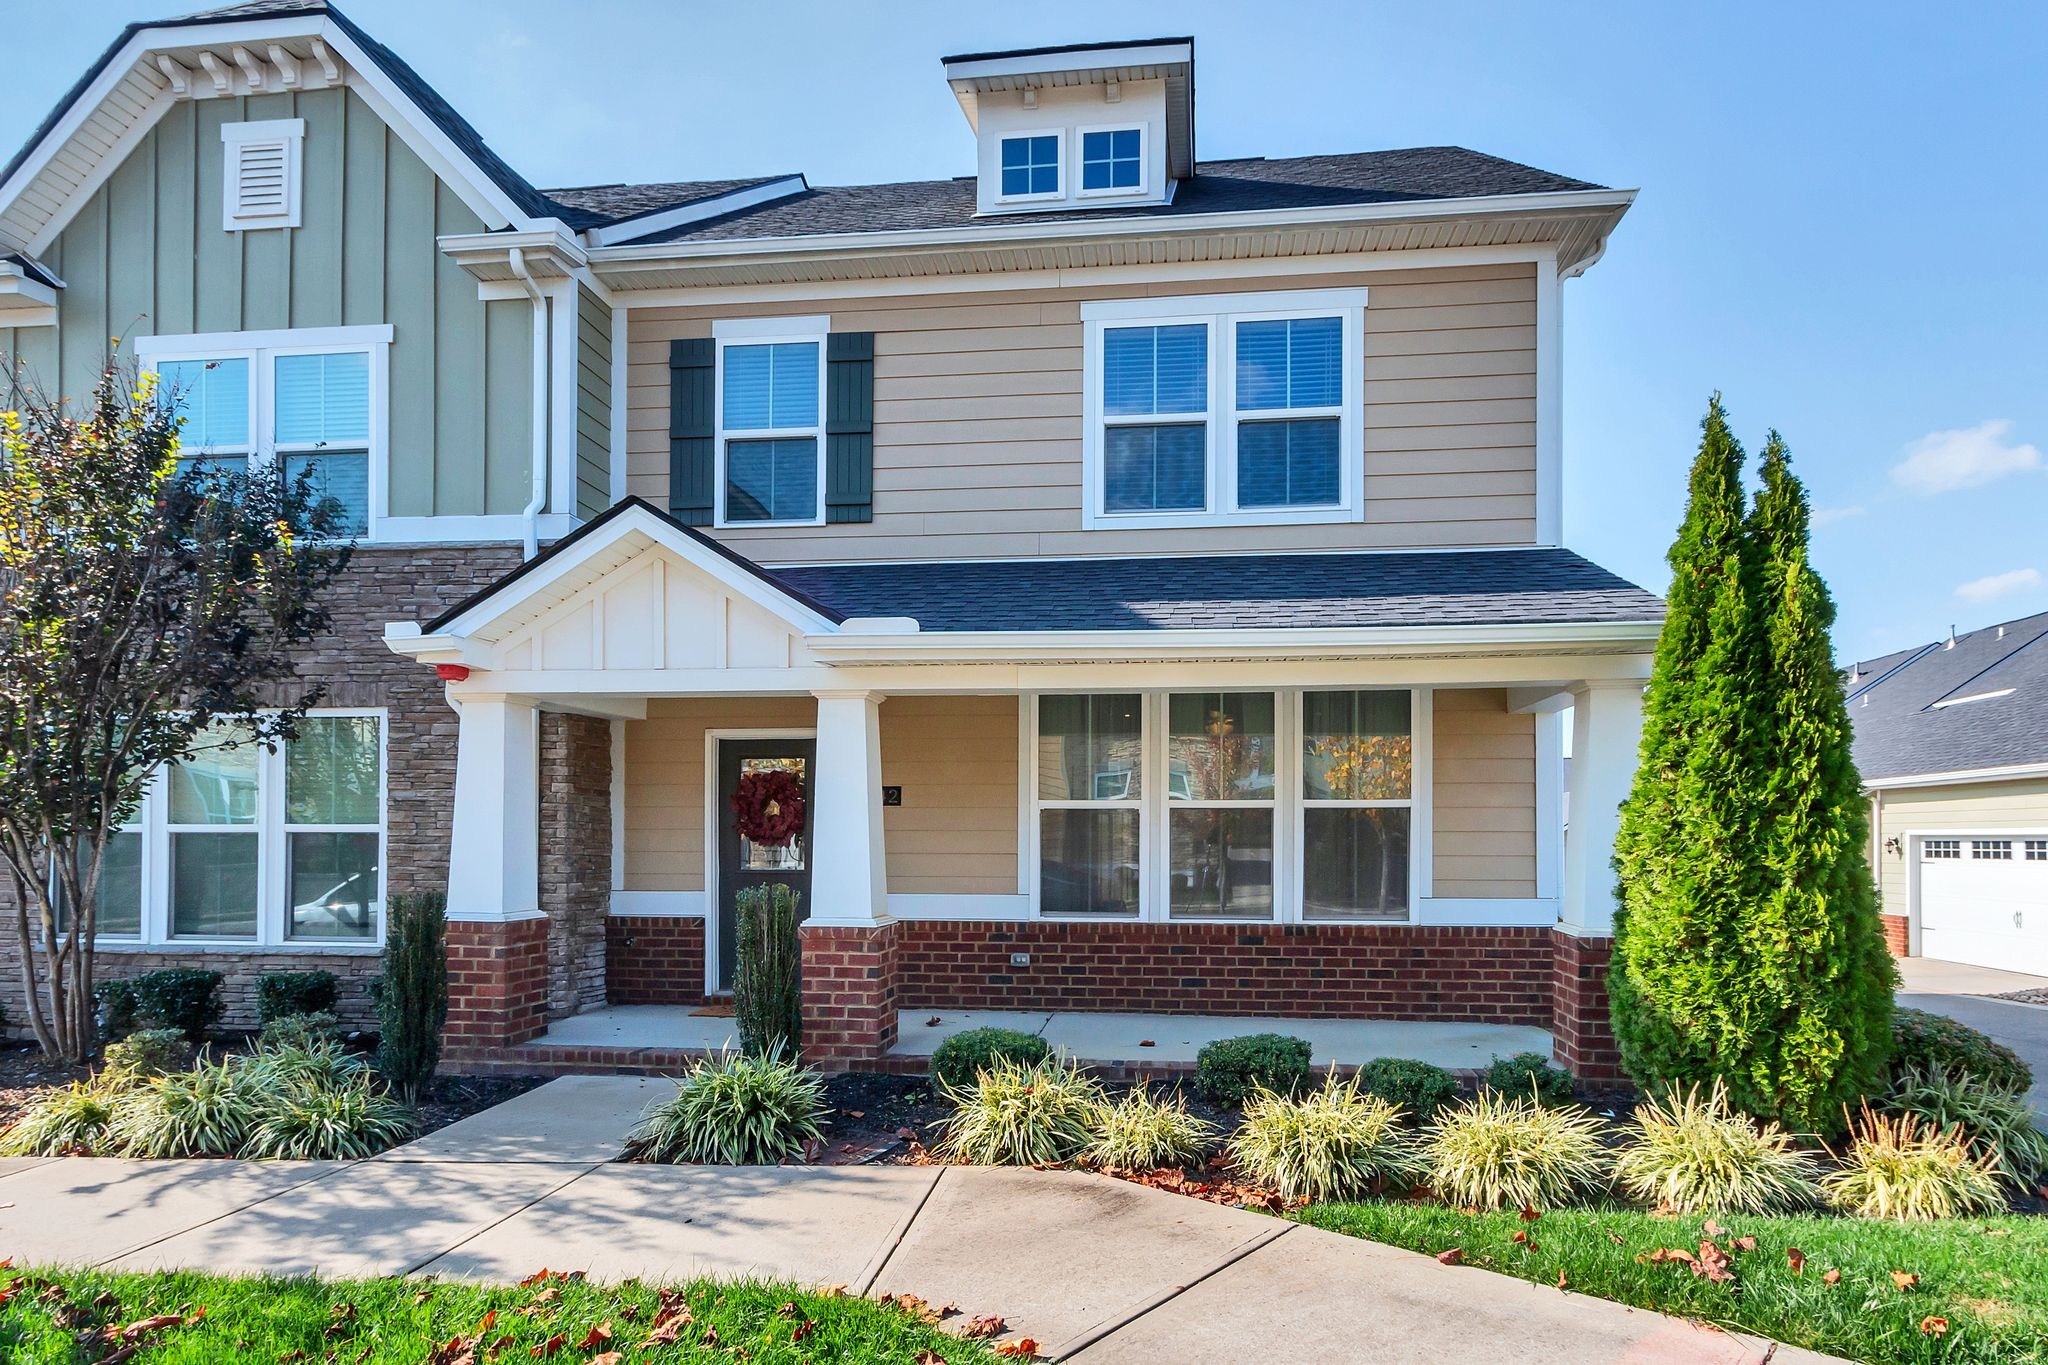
[508,247,549,560]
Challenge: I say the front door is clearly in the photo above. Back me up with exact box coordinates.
[715,738,816,992]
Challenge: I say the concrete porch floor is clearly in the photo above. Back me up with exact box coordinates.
[532,1004,740,1052]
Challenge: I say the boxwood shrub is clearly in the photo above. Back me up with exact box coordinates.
[931,1026,1050,1092]
[124,969,224,1043]
[1196,1033,1312,1106]
[1482,1051,1575,1105]
[256,971,340,1027]
[1355,1057,1461,1120]
[1890,1007,2032,1092]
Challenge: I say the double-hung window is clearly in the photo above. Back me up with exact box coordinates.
[715,318,827,526]
[1082,290,1366,529]
[1167,693,1277,919]
[1300,691,1414,921]
[139,325,391,539]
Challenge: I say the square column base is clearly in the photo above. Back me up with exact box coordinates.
[1551,928,1623,1083]
[445,917,551,1052]
[800,920,901,1071]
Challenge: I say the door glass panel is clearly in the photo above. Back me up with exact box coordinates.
[738,756,806,871]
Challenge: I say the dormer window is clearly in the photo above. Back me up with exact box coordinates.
[999,134,1062,200]
[1081,128,1144,194]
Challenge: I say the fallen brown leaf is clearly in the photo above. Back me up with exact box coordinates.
[1703,1218,1725,1238]
[925,1016,942,1027]
[916,1352,947,1365]
[1786,1247,1805,1275]
[1518,1204,1541,1223]
[1556,1271,1568,1290]
[1891,1271,1920,1291]
[992,1340,1039,1360]
[1138,1039,1155,1047]
[1435,1248,1465,1265]
[1822,1269,1842,1285]
[1919,1317,1949,1338]
[587,1354,624,1365]
[960,1315,1006,1339]
[529,1334,567,1359]
[576,1321,613,1350]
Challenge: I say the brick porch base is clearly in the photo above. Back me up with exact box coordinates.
[1549,929,1622,1083]
[444,917,550,1051]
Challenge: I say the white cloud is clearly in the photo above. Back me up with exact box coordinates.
[1954,567,2044,604]
[1811,504,1866,526]
[1891,419,2041,495]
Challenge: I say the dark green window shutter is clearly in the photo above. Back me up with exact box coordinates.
[668,337,715,525]
[824,331,874,524]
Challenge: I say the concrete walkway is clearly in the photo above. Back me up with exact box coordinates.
[0,1080,1840,1364]
[1898,957,2048,1116]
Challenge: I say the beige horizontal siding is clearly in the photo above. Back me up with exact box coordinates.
[1432,688,1538,898]
[1873,779,2048,920]
[624,262,1538,559]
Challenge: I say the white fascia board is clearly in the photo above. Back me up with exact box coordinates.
[438,228,588,277]
[0,264,59,315]
[803,620,1663,665]
[943,43,1192,87]
[586,187,1638,267]
[1863,761,2048,791]
[585,176,810,248]
[380,623,495,669]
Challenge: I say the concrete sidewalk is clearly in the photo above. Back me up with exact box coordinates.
[0,1077,1842,1364]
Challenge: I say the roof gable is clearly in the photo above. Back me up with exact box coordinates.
[1850,611,2048,781]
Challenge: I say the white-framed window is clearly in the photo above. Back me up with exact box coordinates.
[1079,126,1146,196]
[1972,839,2013,860]
[997,131,1063,201]
[138,325,392,540]
[58,711,387,949]
[1029,688,1424,923]
[1923,838,1962,859]
[713,315,828,527]
[2026,839,2047,862]
[1081,290,1368,529]
[221,118,304,231]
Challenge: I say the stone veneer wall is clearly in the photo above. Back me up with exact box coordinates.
[540,713,612,1019]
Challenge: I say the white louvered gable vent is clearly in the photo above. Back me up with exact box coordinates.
[221,119,305,231]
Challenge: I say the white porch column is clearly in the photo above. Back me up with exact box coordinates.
[808,690,889,926]
[1559,680,1645,937]
[446,695,541,921]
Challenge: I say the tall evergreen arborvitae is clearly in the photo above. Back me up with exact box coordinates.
[1740,433,1895,1124]
[1608,397,1767,1105]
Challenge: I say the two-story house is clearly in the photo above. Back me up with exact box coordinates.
[1,2,1661,1079]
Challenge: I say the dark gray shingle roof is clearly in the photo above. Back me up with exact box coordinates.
[630,149,1604,245]
[1848,613,2048,781]
[769,546,1662,633]
[539,178,788,222]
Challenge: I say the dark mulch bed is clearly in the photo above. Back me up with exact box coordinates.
[413,1072,545,1137]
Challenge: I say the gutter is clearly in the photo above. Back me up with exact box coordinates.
[1862,761,2048,792]
[505,246,550,560]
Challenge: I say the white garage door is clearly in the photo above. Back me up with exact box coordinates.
[1919,836,2048,976]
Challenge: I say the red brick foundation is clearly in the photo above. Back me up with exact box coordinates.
[800,921,902,1070]
[606,916,708,1006]
[444,917,550,1055]
[1881,914,1909,957]
[893,920,1554,1025]
[1549,929,1622,1083]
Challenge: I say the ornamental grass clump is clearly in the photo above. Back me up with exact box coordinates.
[1424,1088,1610,1211]
[1086,1087,1217,1170]
[1227,1074,1421,1202]
[241,1038,373,1092]
[0,1080,120,1155]
[1821,1107,2005,1221]
[626,1045,828,1165]
[107,1059,258,1158]
[1612,1080,1822,1214]
[242,1073,415,1160]
[936,1053,1103,1166]
[1883,1066,2048,1192]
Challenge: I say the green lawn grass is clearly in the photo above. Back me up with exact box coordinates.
[1297,1200,2048,1365]
[0,1265,1013,1364]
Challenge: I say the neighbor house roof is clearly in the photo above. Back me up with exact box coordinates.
[1848,611,2048,782]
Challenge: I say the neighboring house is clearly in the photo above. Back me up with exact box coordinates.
[1850,613,2048,977]
[0,2,1662,1077]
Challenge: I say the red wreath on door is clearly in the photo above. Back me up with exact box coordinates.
[731,768,806,846]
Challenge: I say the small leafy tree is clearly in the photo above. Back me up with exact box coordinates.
[733,883,802,1057]
[377,891,448,1105]
[0,359,349,1062]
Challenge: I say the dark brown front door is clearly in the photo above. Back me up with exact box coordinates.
[715,738,815,992]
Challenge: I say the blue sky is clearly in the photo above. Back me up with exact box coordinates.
[9,2,2045,662]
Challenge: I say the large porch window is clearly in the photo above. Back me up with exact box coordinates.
[1031,689,1420,923]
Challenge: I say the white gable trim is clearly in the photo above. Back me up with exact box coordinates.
[585,175,811,248]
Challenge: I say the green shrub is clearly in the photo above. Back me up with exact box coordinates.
[930,1027,1050,1092]
[1885,1064,2048,1191]
[1355,1058,1460,1120]
[1821,1108,2005,1221]
[242,1074,414,1160]
[377,892,448,1106]
[1482,1051,1575,1105]
[1612,1081,1822,1213]
[733,884,803,1058]
[1425,1089,1610,1211]
[1086,1087,1216,1170]
[93,978,139,1038]
[936,1053,1103,1166]
[107,1060,257,1158]
[1228,1075,1421,1202]
[626,1045,828,1165]
[256,971,340,1027]
[101,1027,192,1079]
[127,968,224,1042]
[1890,1008,2032,1092]
[243,1039,372,1092]
[259,1011,343,1048]
[0,1080,121,1155]
[1195,1033,1311,1106]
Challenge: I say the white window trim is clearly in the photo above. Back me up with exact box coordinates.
[995,128,1066,204]
[221,118,305,232]
[137,325,394,543]
[80,709,388,953]
[1024,687,1427,925]
[1080,289,1369,530]
[712,315,830,529]
[1076,123,1149,199]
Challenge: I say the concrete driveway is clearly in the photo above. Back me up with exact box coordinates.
[1897,957,2048,1115]
[0,1079,1841,1364]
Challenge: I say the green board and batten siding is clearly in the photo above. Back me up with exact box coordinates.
[0,87,534,521]
[575,284,613,521]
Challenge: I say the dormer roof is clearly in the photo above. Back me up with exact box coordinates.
[942,37,1195,179]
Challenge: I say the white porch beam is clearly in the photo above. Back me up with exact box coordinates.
[1507,686,1576,714]
[446,696,542,923]
[807,690,889,926]
[1559,680,1645,938]
[534,694,648,722]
